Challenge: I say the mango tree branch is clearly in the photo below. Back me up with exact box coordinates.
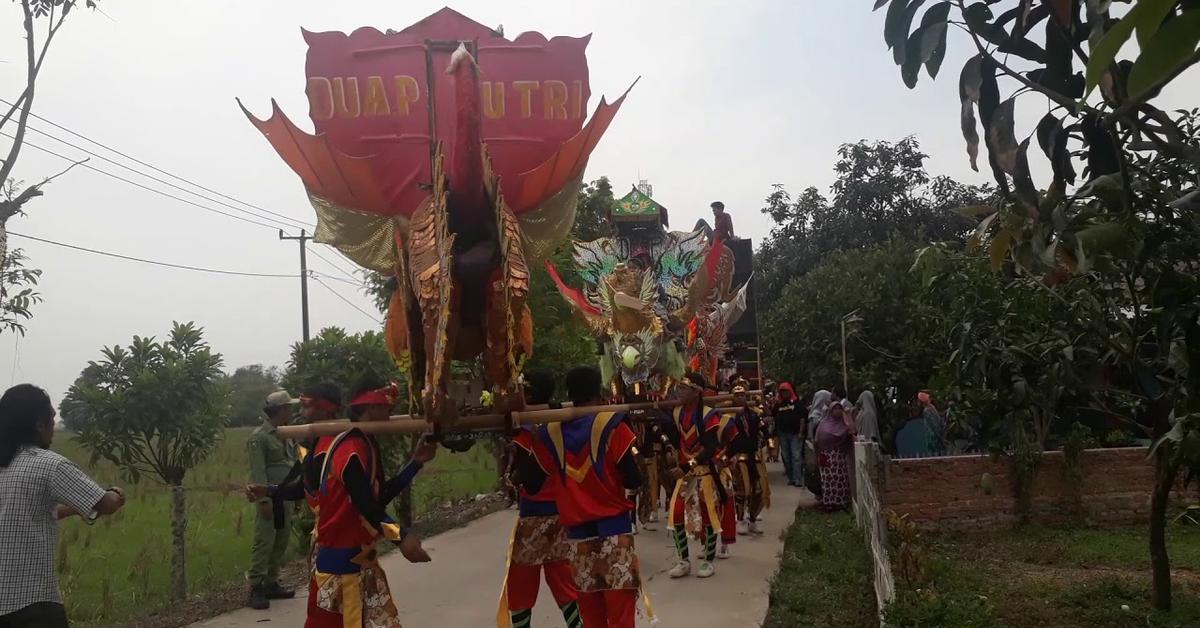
[952,1,1086,114]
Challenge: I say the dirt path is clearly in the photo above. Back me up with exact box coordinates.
[192,463,810,627]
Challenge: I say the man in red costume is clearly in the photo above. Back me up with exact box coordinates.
[712,386,741,561]
[529,366,644,628]
[298,381,436,628]
[498,371,582,628]
[729,385,770,535]
[663,373,725,579]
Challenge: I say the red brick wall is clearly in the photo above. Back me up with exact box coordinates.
[881,447,1193,530]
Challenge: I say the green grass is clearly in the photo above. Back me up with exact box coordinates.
[49,428,497,627]
[886,524,1200,628]
[763,509,878,628]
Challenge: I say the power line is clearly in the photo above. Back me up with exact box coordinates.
[312,275,381,325]
[0,99,316,230]
[2,108,374,284]
[309,247,362,282]
[311,272,360,286]
[9,230,360,286]
[23,123,310,231]
[9,231,298,278]
[5,134,285,231]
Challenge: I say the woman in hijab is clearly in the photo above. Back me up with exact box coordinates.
[918,391,946,455]
[815,402,854,511]
[807,390,832,441]
[854,391,881,442]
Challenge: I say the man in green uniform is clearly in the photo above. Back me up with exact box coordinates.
[246,390,300,610]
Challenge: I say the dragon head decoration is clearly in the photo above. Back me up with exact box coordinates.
[549,186,741,396]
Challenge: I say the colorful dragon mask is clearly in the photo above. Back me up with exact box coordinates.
[549,186,740,396]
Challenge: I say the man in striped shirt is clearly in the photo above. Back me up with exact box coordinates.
[0,384,125,628]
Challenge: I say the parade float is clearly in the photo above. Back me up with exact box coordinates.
[241,8,634,422]
[548,184,753,398]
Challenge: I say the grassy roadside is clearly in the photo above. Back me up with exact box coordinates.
[763,508,878,628]
[885,524,1200,628]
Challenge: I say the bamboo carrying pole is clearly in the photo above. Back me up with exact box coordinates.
[275,391,763,441]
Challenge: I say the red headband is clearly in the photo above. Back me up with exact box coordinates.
[349,388,394,408]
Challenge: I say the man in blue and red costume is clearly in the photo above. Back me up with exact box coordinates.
[256,381,436,628]
[712,384,742,561]
[245,383,343,557]
[497,371,582,628]
[662,372,727,579]
[728,384,770,536]
[527,366,645,628]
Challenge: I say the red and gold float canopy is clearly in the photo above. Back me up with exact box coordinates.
[242,7,630,221]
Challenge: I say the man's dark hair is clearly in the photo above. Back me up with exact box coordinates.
[0,384,53,467]
[304,382,342,408]
[683,371,709,390]
[833,386,846,400]
[710,201,725,211]
[565,366,603,406]
[346,376,388,421]
[523,370,556,405]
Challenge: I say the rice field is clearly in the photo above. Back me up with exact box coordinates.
[48,428,498,626]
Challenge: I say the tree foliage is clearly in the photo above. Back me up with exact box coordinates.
[69,322,228,485]
[521,177,615,389]
[1,1,100,336]
[0,246,41,335]
[756,137,987,310]
[66,321,227,602]
[222,364,283,427]
[572,176,615,242]
[282,327,403,406]
[873,0,1200,610]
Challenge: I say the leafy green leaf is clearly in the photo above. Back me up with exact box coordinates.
[1084,0,1177,96]
[893,0,930,65]
[1036,113,1076,187]
[1013,140,1040,214]
[1127,10,1200,101]
[988,98,1019,174]
[990,226,1015,270]
[1076,221,1129,257]
[917,1,951,78]
[885,0,914,49]
[924,22,949,78]
[1080,113,1119,178]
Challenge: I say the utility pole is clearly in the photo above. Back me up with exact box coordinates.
[279,229,312,342]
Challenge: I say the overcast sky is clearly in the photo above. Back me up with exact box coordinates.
[2,1,1196,405]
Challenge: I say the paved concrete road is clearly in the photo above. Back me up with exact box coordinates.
[193,463,810,628]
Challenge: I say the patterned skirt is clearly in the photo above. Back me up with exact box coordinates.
[569,533,641,592]
[311,558,401,628]
[511,515,571,566]
[818,450,851,510]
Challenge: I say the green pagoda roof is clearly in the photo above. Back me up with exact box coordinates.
[612,186,669,225]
